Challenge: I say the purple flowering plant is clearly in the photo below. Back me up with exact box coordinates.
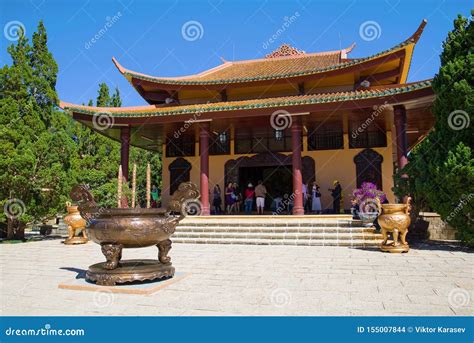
[352,182,386,204]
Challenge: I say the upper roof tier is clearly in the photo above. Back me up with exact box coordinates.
[112,20,427,101]
[113,43,355,83]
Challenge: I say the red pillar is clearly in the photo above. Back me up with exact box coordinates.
[199,123,210,215]
[120,126,130,182]
[291,116,304,215]
[394,105,408,170]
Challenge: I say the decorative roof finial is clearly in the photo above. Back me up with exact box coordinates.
[265,44,305,58]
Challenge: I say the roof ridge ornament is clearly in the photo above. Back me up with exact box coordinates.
[265,44,305,59]
[409,19,428,43]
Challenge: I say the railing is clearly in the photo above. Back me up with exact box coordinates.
[349,131,387,148]
[308,131,343,150]
[166,138,195,157]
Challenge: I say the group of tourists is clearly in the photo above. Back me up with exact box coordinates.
[212,181,268,215]
[211,183,240,215]
[302,180,342,214]
[211,180,343,215]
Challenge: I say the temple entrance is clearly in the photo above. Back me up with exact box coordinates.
[225,152,315,214]
[238,165,293,211]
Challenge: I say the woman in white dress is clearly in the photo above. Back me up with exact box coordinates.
[311,182,322,214]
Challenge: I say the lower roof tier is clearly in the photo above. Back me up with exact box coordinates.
[61,80,433,121]
[60,79,435,152]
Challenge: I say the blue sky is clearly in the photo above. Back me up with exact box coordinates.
[1,0,472,107]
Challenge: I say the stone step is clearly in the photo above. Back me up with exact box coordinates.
[174,231,383,240]
[172,237,381,247]
[176,226,375,233]
[175,217,380,246]
[178,220,365,228]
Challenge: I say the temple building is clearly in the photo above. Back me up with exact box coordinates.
[61,20,435,215]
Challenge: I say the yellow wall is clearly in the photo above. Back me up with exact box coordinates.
[303,132,395,210]
[161,133,395,210]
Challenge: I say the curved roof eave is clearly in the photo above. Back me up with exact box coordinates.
[60,79,433,124]
[112,20,427,89]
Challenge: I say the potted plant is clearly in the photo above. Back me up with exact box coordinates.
[352,182,386,226]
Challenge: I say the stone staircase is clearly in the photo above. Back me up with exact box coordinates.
[174,215,383,247]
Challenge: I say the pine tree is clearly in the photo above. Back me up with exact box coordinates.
[72,84,162,208]
[96,83,111,107]
[30,20,58,115]
[71,86,120,207]
[0,23,75,239]
[111,87,122,107]
[394,11,474,245]
[0,20,164,238]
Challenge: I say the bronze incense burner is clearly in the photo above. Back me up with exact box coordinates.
[63,201,88,245]
[377,197,412,253]
[70,182,199,286]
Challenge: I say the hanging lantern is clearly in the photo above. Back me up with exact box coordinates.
[274,129,284,141]
[219,132,227,144]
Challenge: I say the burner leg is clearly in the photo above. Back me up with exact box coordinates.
[101,243,123,270]
[157,239,172,264]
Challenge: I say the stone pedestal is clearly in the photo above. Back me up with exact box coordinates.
[86,259,175,286]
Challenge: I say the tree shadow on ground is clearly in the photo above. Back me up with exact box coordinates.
[351,241,472,253]
[0,235,66,243]
[410,241,473,252]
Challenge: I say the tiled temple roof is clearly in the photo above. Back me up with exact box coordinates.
[113,47,351,85]
[61,79,432,118]
[112,20,426,86]
[115,43,404,86]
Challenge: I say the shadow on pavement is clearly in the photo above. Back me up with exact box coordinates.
[351,241,472,253]
[60,267,87,279]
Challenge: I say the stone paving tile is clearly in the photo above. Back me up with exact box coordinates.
[451,307,474,316]
[382,302,456,316]
[0,239,472,316]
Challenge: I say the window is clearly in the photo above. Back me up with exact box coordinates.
[208,131,231,155]
[168,158,191,195]
[354,149,383,190]
[349,120,387,148]
[307,121,343,150]
[165,135,195,157]
[234,128,295,154]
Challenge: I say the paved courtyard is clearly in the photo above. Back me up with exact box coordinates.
[0,239,472,316]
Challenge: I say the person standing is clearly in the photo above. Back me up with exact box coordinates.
[225,183,235,214]
[304,182,312,213]
[329,180,342,214]
[350,197,359,220]
[311,182,322,214]
[244,183,255,215]
[233,183,242,214]
[302,182,307,214]
[254,180,267,215]
[272,193,283,214]
[151,185,159,208]
[212,184,222,214]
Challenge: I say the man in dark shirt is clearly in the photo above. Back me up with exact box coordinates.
[329,180,342,214]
